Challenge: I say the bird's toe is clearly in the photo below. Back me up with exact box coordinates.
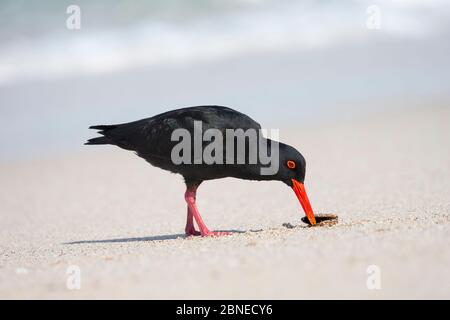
[185,228,201,236]
[202,231,232,237]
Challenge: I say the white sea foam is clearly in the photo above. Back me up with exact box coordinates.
[1,0,448,85]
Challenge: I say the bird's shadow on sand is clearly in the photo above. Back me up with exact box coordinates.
[64,230,246,245]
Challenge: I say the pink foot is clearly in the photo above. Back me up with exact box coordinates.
[201,231,232,237]
[185,228,201,236]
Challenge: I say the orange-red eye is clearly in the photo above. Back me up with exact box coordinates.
[287,160,296,169]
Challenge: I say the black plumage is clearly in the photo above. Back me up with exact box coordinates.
[86,105,316,236]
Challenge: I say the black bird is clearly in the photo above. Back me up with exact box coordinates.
[86,105,316,237]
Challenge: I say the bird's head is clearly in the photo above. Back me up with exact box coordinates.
[276,143,317,226]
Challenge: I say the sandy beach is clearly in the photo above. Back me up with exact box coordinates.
[0,104,449,299]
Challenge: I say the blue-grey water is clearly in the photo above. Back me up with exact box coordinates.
[1,0,449,161]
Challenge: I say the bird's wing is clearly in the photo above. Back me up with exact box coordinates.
[172,105,262,131]
[97,105,262,161]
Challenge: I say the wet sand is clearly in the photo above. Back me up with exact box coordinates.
[0,105,449,299]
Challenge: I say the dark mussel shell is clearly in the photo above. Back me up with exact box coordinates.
[301,214,338,226]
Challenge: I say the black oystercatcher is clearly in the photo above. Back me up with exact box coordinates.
[86,105,316,236]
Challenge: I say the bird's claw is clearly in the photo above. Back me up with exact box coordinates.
[201,231,232,237]
[185,229,201,237]
[185,229,231,237]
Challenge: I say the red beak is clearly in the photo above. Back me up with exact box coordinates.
[291,179,316,226]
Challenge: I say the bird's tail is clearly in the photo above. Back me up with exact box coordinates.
[85,136,113,145]
[88,124,118,132]
[85,124,118,145]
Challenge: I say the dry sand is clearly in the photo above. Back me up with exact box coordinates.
[0,105,449,299]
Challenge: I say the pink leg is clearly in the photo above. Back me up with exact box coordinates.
[185,207,200,236]
[184,185,231,237]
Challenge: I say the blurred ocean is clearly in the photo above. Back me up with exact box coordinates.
[0,0,450,160]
